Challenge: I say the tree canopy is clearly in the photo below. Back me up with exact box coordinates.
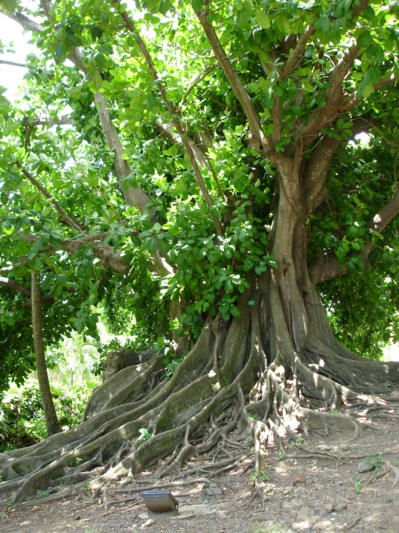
[0,0,399,505]
[1,0,398,381]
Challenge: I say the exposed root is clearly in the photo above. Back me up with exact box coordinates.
[385,461,399,486]
[1,288,398,506]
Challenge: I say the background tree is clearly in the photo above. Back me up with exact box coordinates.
[31,271,61,435]
[0,0,399,504]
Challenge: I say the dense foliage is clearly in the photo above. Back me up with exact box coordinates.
[0,381,93,452]
[0,0,398,388]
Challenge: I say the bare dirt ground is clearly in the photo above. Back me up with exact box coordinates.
[2,394,399,533]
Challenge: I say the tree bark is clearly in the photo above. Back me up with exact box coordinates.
[31,272,61,437]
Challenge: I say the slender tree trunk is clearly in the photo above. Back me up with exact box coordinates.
[31,272,61,437]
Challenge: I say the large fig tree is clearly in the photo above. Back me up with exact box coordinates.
[1,0,399,503]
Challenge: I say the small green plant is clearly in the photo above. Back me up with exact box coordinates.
[354,476,361,494]
[365,452,383,470]
[278,451,286,460]
[70,448,83,467]
[0,474,3,482]
[158,340,183,379]
[332,409,341,414]
[250,471,269,482]
[261,472,269,482]
[37,488,50,499]
[290,438,304,448]
[374,452,383,469]
[84,481,90,494]
[248,413,259,420]
[138,427,152,443]
[245,438,254,448]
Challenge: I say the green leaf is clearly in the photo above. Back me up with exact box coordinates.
[89,70,103,92]
[318,16,331,32]
[369,66,381,84]
[54,44,65,63]
[191,0,202,10]
[0,0,17,14]
[91,27,103,41]
[256,9,270,29]
[230,305,241,318]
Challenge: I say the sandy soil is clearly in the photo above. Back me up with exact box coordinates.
[2,395,399,533]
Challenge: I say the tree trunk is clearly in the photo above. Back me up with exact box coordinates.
[1,207,399,504]
[31,272,61,437]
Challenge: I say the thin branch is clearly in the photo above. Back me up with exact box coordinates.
[194,4,268,155]
[18,231,132,275]
[346,72,398,109]
[271,94,281,145]
[155,119,207,170]
[33,116,74,126]
[280,25,315,80]
[155,119,226,202]
[0,59,27,68]
[117,4,223,237]
[180,62,218,107]
[16,163,84,232]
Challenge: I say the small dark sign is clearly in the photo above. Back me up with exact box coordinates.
[141,490,179,513]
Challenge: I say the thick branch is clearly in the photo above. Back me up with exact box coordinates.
[309,190,399,284]
[0,277,31,296]
[326,43,360,104]
[297,44,360,148]
[303,119,372,214]
[31,270,61,436]
[16,231,131,275]
[64,46,152,212]
[0,276,55,307]
[271,94,281,145]
[194,6,268,154]
[93,93,152,212]
[9,7,152,215]
[298,59,396,150]
[19,231,173,277]
[0,10,44,32]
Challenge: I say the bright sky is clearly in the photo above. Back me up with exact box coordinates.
[0,12,36,101]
